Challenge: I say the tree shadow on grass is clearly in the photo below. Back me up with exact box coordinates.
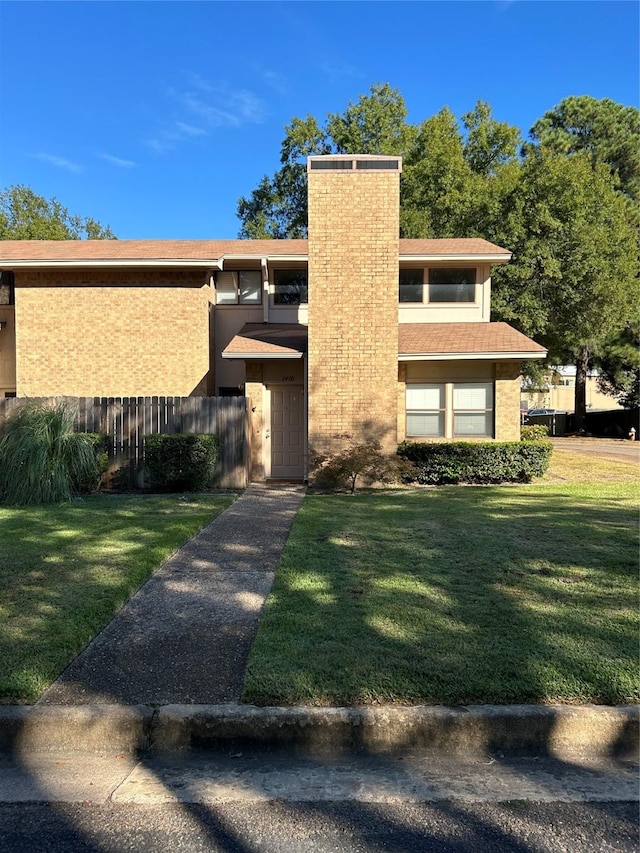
[244,485,638,707]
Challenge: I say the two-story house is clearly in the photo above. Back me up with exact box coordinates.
[0,154,546,481]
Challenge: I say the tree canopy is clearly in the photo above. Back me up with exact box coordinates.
[237,88,640,417]
[0,185,116,240]
[529,95,640,200]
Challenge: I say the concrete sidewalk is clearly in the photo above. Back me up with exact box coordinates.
[37,484,305,706]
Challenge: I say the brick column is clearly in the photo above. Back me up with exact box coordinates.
[494,361,522,441]
[307,156,400,456]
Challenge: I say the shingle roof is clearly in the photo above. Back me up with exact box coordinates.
[0,237,509,263]
[223,323,308,357]
[223,322,545,359]
[399,323,546,357]
[399,238,510,256]
[0,240,308,262]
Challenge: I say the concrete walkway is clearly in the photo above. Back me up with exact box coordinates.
[37,484,305,706]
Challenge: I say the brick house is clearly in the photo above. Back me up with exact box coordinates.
[0,154,546,480]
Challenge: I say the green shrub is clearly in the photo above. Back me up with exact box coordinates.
[397,440,552,485]
[521,424,550,441]
[309,434,415,493]
[0,402,102,505]
[143,433,220,492]
[74,433,110,492]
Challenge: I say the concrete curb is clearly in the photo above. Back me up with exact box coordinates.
[2,704,638,761]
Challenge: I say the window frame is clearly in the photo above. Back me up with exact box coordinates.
[399,268,425,304]
[272,268,308,306]
[405,383,445,438]
[405,380,494,440]
[215,270,262,306]
[452,382,494,438]
[0,271,15,306]
[427,268,477,304]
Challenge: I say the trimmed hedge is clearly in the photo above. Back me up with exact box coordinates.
[397,440,552,485]
[521,424,550,441]
[143,434,220,492]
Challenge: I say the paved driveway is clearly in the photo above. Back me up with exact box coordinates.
[550,437,640,463]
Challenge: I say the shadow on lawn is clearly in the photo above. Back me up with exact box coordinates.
[1,486,637,851]
[245,485,638,707]
[0,495,233,704]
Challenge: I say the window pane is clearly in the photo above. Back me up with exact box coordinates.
[453,383,493,410]
[454,412,492,437]
[216,272,237,304]
[399,269,424,303]
[274,270,308,305]
[239,270,261,304]
[406,384,443,409]
[428,268,476,303]
[0,271,14,306]
[407,413,444,437]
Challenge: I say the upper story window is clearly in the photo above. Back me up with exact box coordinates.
[273,269,308,305]
[216,270,262,305]
[0,271,15,306]
[428,268,476,303]
[399,269,424,303]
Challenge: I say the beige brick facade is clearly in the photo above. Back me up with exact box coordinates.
[14,269,211,397]
[307,164,400,455]
[494,361,522,441]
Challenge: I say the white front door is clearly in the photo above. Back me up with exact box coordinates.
[269,386,304,478]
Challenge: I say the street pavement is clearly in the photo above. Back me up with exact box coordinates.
[1,800,637,852]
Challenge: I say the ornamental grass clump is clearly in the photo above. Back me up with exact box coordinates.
[0,402,101,505]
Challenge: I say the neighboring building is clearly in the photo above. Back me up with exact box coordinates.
[522,365,623,413]
[0,154,546,480]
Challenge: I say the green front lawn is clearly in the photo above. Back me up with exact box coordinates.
[0,493,235,703]
[244,480,639,706]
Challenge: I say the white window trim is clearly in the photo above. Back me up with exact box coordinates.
[406,381,495,440]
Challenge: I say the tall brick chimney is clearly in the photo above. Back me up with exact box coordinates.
[307,154,401,456]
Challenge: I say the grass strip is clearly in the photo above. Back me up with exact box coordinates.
[244,481,638,706]
[0,493,235,703]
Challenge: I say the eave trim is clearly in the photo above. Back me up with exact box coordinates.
[399,350,547,361]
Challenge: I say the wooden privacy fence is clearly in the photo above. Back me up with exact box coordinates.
[0,396,250,489]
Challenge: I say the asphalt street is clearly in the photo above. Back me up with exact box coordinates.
[1,800,637,852]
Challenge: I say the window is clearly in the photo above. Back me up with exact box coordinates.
[453,383,493,437]
[0,271,15,306]
[406,384,445,437]
[274,269,308,305]
[216,270,261,305]
[428,268,475,303]
[406,381,494,439]
[399,269,424,303]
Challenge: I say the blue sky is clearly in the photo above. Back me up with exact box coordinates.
[1,1,637,239]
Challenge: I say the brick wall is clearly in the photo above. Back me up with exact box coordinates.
[307,163,400,455]
[494,361,522,441]
[14,269,211,397]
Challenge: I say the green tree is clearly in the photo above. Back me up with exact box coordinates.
[0,185,116,239]
[529,96,640,200]
[237,84,418,239]
[595,324,640,409]
[491,151,638,428]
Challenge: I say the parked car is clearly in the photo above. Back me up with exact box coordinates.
[526,408,558,416]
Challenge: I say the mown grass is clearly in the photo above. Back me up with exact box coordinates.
[244,462,639,706]
[0,493,235,703]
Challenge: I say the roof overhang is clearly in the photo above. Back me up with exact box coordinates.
[2,259,223,270]
[222,351,303,360]
[399,254,511,264]
[399,350,547,362]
